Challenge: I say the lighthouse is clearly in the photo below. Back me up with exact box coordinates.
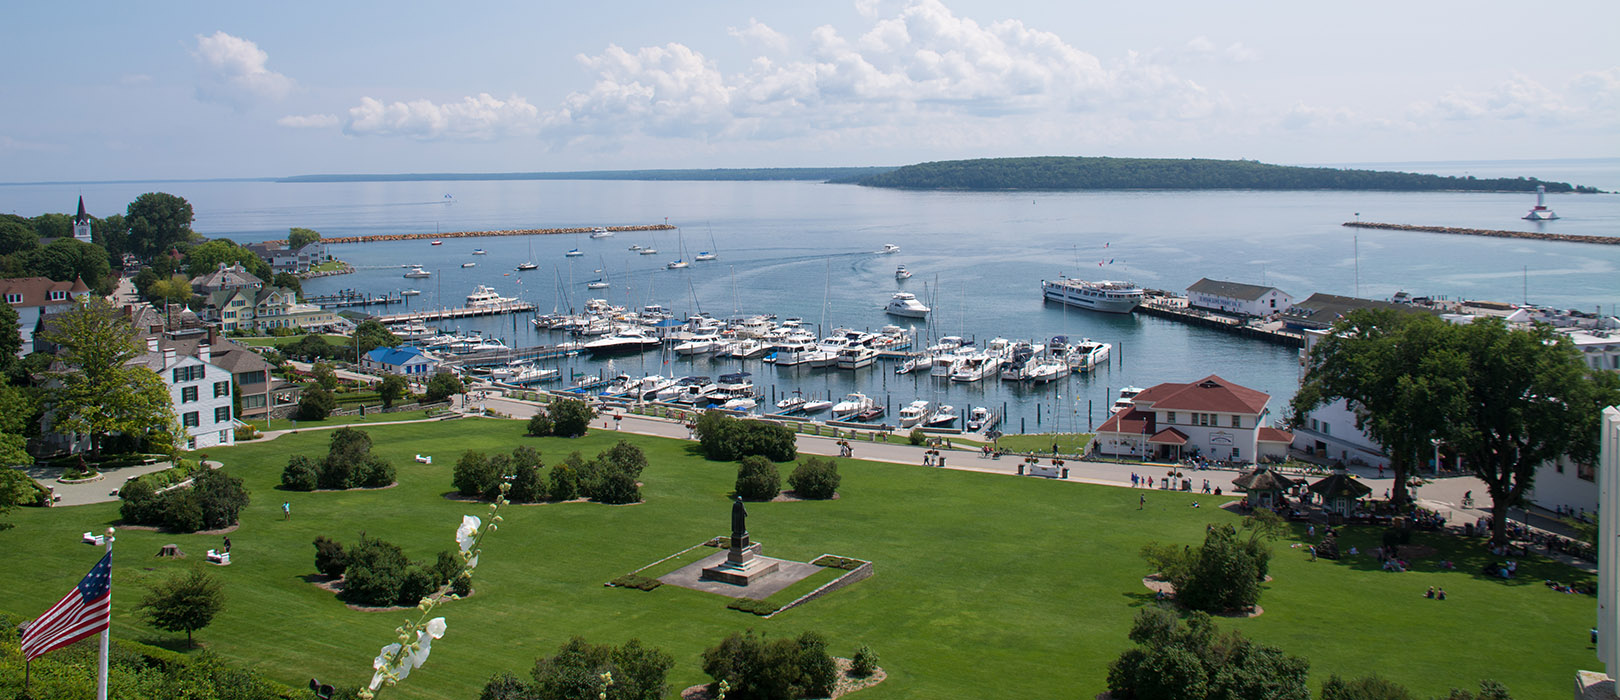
[1523,185,1559,221]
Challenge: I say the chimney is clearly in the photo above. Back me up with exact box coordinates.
[198,342,211,363]
[162,346,175,366]
[146,336,159,353]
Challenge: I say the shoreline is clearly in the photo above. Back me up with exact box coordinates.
[267,224,678,246]
[1343,221,1619,246]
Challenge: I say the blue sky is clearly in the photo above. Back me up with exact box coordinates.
[3,0,1615,181]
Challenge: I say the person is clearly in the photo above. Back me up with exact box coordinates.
[223,535,232,553]
[1052,442,1059,455]
[282,501,291,520]
[1436,588,1447,600]
[1425,586,1435,599]
[1147,476,1153,489]
[1190,501,1200,508]
[1139,494,1146,510]
[1308,524,1316,538]
[923,452,932,466]
[1308,545,1317,561]
[1348,545,1359,555]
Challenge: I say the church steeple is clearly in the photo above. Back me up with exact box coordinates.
[72,196,93,243]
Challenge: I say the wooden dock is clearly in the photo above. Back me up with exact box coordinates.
[374,302,535,324]
[439,343,582,368]
[1132,300,1303,348]
[308,291,404,308]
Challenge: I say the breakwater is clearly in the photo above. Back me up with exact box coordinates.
[1344,222,1619,246]
[269,224,678,246]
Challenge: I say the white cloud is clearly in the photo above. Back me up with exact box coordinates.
[1179,36,1259,63]
[341,94,541,140]
[728,18,788,54]
[278,114,340,128]
[191,31,294,109]
[1407,71,1617,125]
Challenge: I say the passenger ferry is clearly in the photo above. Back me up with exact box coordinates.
[1041,277,1143,314]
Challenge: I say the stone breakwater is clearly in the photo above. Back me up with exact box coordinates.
[1344,222,1619,246]
[269,224,678,246]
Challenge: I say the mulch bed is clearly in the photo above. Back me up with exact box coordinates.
[680,659,886,699]
[1140,575,1265,618]
[308,575,475,612]
[769,491,841,503]
[117,523,240,536]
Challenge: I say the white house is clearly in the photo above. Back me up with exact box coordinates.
[1094,374,1291,462]
[247,241,329,274]
[1185,278,1294,318]
[362,346,440,377]
[129,338,236,450]
[1,276,92,356]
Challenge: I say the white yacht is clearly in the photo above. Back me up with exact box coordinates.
[830,393,874,420]
[666,259,689,269]
[802,397,835,413]
[659,376,717,405]
[489,361,534,381]
[628,244,643,251]
[586,279,610,290]
[1069,338,1112,372]
[673,333,722,356]
[726,338,772,359]
[776,394,807,412]
[1042,277,1143,314]
[389,322,436,340]
[879,243,901,254]
[465,285,517,308]
[403,266,431,279]
[1112,386,1144,414]
[590,227,614,238]
[639,247,659,255]
[617,375,675,400]
[709,373,757,406]
[584,328,662,356]
[885,292,930,318]
[695,251,717,261]
[1026,358,1071,384]
[950,353,1001,383]
[401,289,422,296]
[466,336,509,353]
[836,344,879,370]
[895,265,912,280]
[899,400,931,428]
[472,249,486,255]
[967,407,993,432]
[767,336,818,366]
[926,404,958,427]
[565,248,584,257]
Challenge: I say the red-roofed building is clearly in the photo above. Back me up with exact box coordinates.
[1094,375,1288,462]
[1,276,93,356]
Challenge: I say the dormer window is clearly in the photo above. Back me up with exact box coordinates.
[49,290,67,301]
[4,293,21,304]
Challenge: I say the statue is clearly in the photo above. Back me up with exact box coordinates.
[731,497,748,539]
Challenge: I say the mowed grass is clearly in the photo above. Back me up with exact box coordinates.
[0,418,1595,699]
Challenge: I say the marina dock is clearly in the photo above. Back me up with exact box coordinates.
[1344,221,1619,246]
[374,301,535,324]
[307,290,404,308]
[1132,297,1303,348]
[439,343,583,369]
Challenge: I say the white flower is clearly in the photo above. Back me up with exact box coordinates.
[408,618,447,669]
[369,642,404,690]
[456,515,481,553]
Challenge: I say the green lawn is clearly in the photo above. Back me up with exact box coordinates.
[243,408,438,432]
[308,259,348,273]
[0,419,1594,699]
[234,334,350,348]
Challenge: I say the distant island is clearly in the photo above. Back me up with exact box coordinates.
[848,156,1599,193]
[276,167,893,184]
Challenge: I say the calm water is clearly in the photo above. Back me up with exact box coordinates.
[4,170,1618,434]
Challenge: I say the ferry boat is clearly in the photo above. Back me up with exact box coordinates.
[465,285,517,308]
[884,291,930,318]
[403,266,431,278]
[895,265,912,280]
[590,227,614,238]
[1524,185,1559,221]
[1041,277,1143,314]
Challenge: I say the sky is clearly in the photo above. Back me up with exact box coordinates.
[2,0,1616,182]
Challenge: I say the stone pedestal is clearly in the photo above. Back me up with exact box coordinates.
[1576,670,1617,700]
[702,538,780,586]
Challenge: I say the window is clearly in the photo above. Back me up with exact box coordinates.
[219,430,232,443]
[1165,412,1175,424]
[172,365,204,383]
[181,386,198,403]
[3,293,21,304]
[243,394,267,409]
[1322,423,1330,435]
[182,412,200,428]
[1231,415,1241,428]
[187,438,196,450]
[214,381,230,398]
[215,406,231,423]
[49,290,67,301]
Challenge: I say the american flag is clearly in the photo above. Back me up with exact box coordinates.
[20,551,112,661]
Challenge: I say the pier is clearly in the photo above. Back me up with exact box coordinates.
[307,290,404,308]
[1132,297,1303,348]
[265,224,678,247]
[374,301,535,324]
[438,343,583,369]
[1344,221,1619,246]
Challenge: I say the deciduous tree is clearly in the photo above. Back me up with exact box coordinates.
[288,227,321,250]
[137,568,224,648]
[184,238,271,281]
[126,192,195,261]
[378,374,408,408]
[42,298,178,457]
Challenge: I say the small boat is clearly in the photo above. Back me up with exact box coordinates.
[590,227,614,238]
[516,262,538,271]
[776,395,807,412]
[401,289,421,296]
[431,240,443,246]
[885,291,930,318]
[639,247,658,255]
[586,279,610,290]
[879,243,900,254]
[695,251,717,261]
[925,404,957,427]
[628,244,643,251]
[565,249,584,257]
[403,266,431,279]
[855,406,886,422]
[472,249,486,255]
[895,265,912,280]
[667,259,689,269]
[461,262,476,268]
[802,398,834,413]
[722,397,757,411]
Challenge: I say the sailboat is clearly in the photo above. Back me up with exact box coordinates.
[587,257,611,289]
[517,238,538,270]
[695,225,718,261]
[666,228,689,269]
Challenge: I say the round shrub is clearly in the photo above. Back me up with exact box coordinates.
[313,536,348,578]
[396,565,437,606]
[281,455,319,491]
[548,398,594,437]
[359,455,396,488]
[191,468,250,531]
[850,645,878,678]
[788,457,840,499]
[526,411,553,437]
[118,478,162,525]
[593,467,641,505]
[908,428,927,446]
[297,387,336,421]
[735,455,781,501]
[547,463,580,502]
[453,451,495,498]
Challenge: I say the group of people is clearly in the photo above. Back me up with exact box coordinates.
[837,440,855,458]
[1424,586,1448,600]
[921,450,946,467]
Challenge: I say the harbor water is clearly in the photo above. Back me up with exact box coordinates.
[4,170,1618,434]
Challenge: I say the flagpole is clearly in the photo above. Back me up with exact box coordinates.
[98,527,114,700]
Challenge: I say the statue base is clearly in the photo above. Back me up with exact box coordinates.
[702,540,780,586]
[1576,670,1617,700]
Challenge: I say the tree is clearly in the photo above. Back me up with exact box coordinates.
[549,398,594,437]
[312,536,349,578]
[355,319,402,356]
[700,630,836,700]
[288,227,322,250]
[694,411,795,462]
[548,461,581,501]
[126,192,195,261]
[508,445,546,503]
[1448,318,1620,546]
[1106,608,1310,700]
[0,302,22,375]
[454,451,496,498]
[378,374,408,408]
[1177,524,1261,613]
[425,371,464,403]
[297,386,335,420]
[527,411,554,437]
[145,273,194,312]
[30,212,73,240]
[42,298,178,457]
[0,219,38,255]
[1291,310,1467,506]
[736,455,781,501]
[311,362,338,391]
[191,467,250,530]
[342,536,410,607]
[271,271,303,299]
[184,239,271,282]
[281,455,319,491]
[530,636,674,700]
[1320,675,1414,700]
[92,214,129,260]
[787,457,840,499]
[136,568,224,648]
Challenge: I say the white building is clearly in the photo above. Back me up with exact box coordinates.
[1566,329,1620,373]
[1185,278,1293,318]
[1094,374,1292,462]
[129,338,236,450]
[362,346,441,377]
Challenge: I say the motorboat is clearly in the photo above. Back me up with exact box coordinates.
[466,336,509,353]
[673,333,722,355]
[461,262,477,268]
[584,328,662,355]
[659,376,717,405]
[895,265,912,280]
[628,244,643,251]
[465,285,517,308]
[472,249,486,255]
[1524,185,1559,221]
[884,292,930,318]
[1112,386,1144,414]
[836,344,879,370]
[727,338,772,359]
[431,240,443,246]
[967,407,993,432]
[879,243,900,254]
[926,404,958,427]
[767,337,817,366]
[950,353,1001,382]
[404,266,431,278]
[1069,338,1112,372]
[489,361,534,381]
[855,406,886,422]
[516,261,538,271]
[614,375,675,400]
[830,393,874,420]
[590,227,614,238]
[565,249,584,257]
[895,355,934,374]
[1026,358,1071,383]
[931,351,964,378]
[389,322,435,340]
[776,396,807,413]
[586,279,610,290]
[1042,277,1143,314]
[802,397,835,413]
[401,289,421,296]
[721,398,757,411]
[695,251,717,261]
[899,400,931,428]
[708,373,758,406]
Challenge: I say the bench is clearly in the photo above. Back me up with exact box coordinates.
[414,454,433,464]
[205,549,231,565]
[82,532,106,546]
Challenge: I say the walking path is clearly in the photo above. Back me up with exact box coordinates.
[22,460,175,507]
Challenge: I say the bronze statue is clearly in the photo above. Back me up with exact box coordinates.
[731,496,748,539]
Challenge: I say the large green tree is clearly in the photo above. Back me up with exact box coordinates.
[184,238,271,281]
[355,319,402,355]
[0,220,38,255]
[126,192,196,261]
[0,302,22,372]
[30,212,73,240]
[1448,318,1620,546]
[137,568,225,648]
[41,298,178,457]
[1291,310,1468,505]
[10,239,112,294]
[92,214,129,261]
[288,227,321,250]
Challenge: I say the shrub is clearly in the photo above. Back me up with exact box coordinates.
[1177,524,1261,613]
[190,467,249,531]
[600,440,647,480]
[313,536,348,578]
[161,490,205,533]
[735,456,781,501]
[297,386,336,420]
[795,632,837,699]
[811,556,862,570]
[549,398,594,437]
[907,428,926,445]
[527,411,554,437]
[697,411,797,462]
[508,458,547,503]
[396,565,437,607]
[548,462,581,502]
[850,645,878,678]
[787,457,840,499]
[453,451,495,498]
[611,574,663,591]
[425,371,464,403]
[1106,608,1310,700]
[358,454,396,488]
[452,574,473,597]
[726,598,779,616]
[433,550,462,587]
[118,477,162,525]
[480,672,533,700]
[342,536,410,607]
[593,466,641,505]
[530,637,674,700]
[700,629,836,700]
[1320,674,1415,700]
[281,455,319,491]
